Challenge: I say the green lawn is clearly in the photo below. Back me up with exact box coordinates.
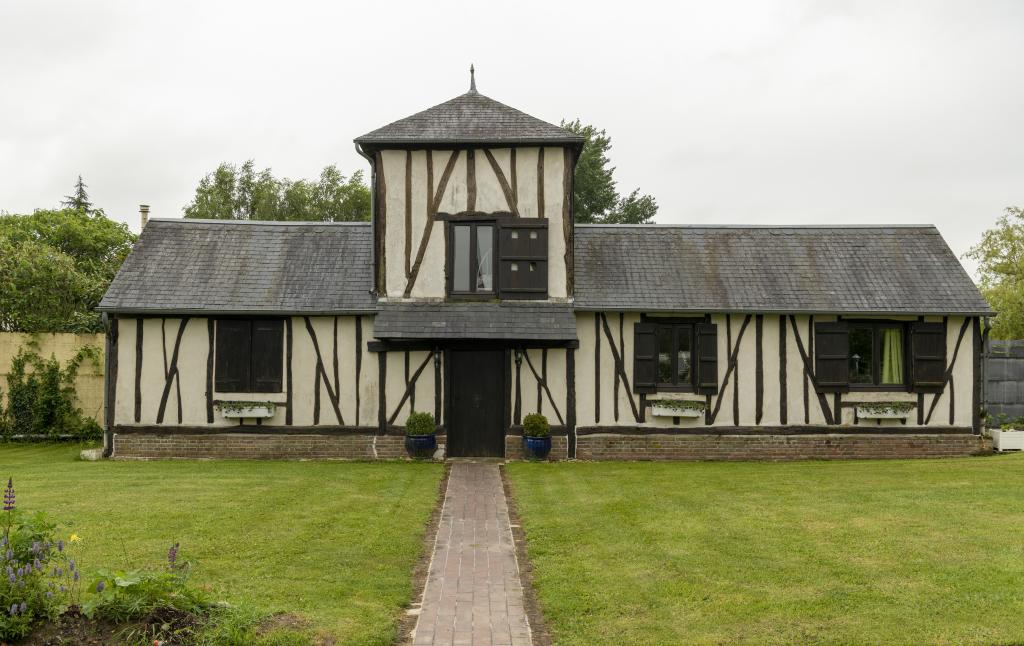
[508,456,1024,645]
[1,445,444,645]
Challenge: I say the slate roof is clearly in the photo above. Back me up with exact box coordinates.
[373,302,578,341]
[98,219,375,315]
[573,225,992,315]
[354,89,584,148]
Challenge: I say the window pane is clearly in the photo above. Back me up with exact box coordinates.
[475,226,493,291]
[849,328,874,384]
[677,327,692,383]
[453,225,470,292]
[880,328,904,384]
[657,327,673,384]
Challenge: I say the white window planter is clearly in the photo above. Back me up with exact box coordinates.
[217,402,277,419]
[650,402,704,418]
[990,428,1024,452]
[856,405,913,421]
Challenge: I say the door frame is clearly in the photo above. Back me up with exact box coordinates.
[443,344,511,457]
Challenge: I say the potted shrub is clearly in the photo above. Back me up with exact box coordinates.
[522,413,551,460]
[990,416,1024,452]
[405,411,437,459]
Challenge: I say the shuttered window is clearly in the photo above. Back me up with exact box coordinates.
[911,322,946,392]
[215,319,284,393]
[815,320,912,392]
[633,319,718,394]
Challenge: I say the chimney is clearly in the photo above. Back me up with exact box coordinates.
[139,204,150,230]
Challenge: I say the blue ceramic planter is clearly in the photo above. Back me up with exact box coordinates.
[522,435,552,460]
[405,434,437,459]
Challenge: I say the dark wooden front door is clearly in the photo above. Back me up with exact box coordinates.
[448,349,506,457]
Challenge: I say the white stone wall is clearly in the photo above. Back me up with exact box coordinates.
[377,146,570,300]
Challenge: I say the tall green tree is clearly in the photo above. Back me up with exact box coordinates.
[61,175,94,213]
[183,161,370,222]
[0,209,136,333]
[966,206,1024,339]
[562,119,658,224]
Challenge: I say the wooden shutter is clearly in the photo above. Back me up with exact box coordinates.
[497,219,548,300]
[215,320,251,392]
[633,322,658,393]
[251,319,285,393]
[814,321,849,392]
[696,322,719,394]
[911,322,946,392]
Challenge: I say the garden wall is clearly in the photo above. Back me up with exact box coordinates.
[984,340,1024,421]
[0,332,105,424]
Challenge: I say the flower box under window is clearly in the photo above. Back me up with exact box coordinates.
[855,402,916,420]
[217,401,277,419]
[650,400,705,418]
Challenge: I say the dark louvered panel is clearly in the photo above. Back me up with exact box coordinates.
[814,321,850,392]
[696,323,719,394]
[633,322,658,393]
[252,319,285,393]
[911,322,947,392]
[498,219,548,300]
[215,320,251,392]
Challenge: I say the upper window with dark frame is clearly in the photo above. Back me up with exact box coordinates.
[214,319,284,393]
[449,222,495,295]
[447,218,548,300]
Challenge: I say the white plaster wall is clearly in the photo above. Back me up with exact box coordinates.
[516,348,569,425]
[114,315,411,429]
[377,146,570,300]
[573,311,979,430]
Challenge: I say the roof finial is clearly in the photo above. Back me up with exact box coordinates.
[469,64,477,93]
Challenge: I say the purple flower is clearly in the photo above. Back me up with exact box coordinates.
[3,478,14,512]
[8,604,16,616]
[7,572,14,583]
[59,585,66,593]
[167,542,180,568]
[57,540,64,553]
[95,580,105,593]
[46,591,53,599]
[4,549,11,560]
[73,570,79,582]
[18,602,26,613]
[68,560,75,571]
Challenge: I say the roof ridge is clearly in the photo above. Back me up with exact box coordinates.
[576,223,938,230]
[149,218,371,227]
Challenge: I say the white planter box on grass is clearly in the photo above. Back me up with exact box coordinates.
[990,428,1024,452]
[856,405,914,421]
[650,402,704,418]
[217,402,277,419]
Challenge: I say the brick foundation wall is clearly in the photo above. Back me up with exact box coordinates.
[575,433,987,461]
[504,435,569,460]
[114,433,407,460]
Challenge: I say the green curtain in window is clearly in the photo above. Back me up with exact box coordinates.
[881,328,903,384]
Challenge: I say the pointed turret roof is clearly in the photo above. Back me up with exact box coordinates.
[355,72,583,148]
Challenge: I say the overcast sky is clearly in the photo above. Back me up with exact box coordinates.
[2,0,1021,274]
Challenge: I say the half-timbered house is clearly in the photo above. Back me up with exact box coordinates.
[97,73,993,460]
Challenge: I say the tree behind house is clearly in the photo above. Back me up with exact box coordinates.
[966,206,1024,339]
[562,119,658,224]
[183,160,371,222]
[0,209,136,333]
[61,175,94,213]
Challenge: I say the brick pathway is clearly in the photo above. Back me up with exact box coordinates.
[411,462,533,646]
